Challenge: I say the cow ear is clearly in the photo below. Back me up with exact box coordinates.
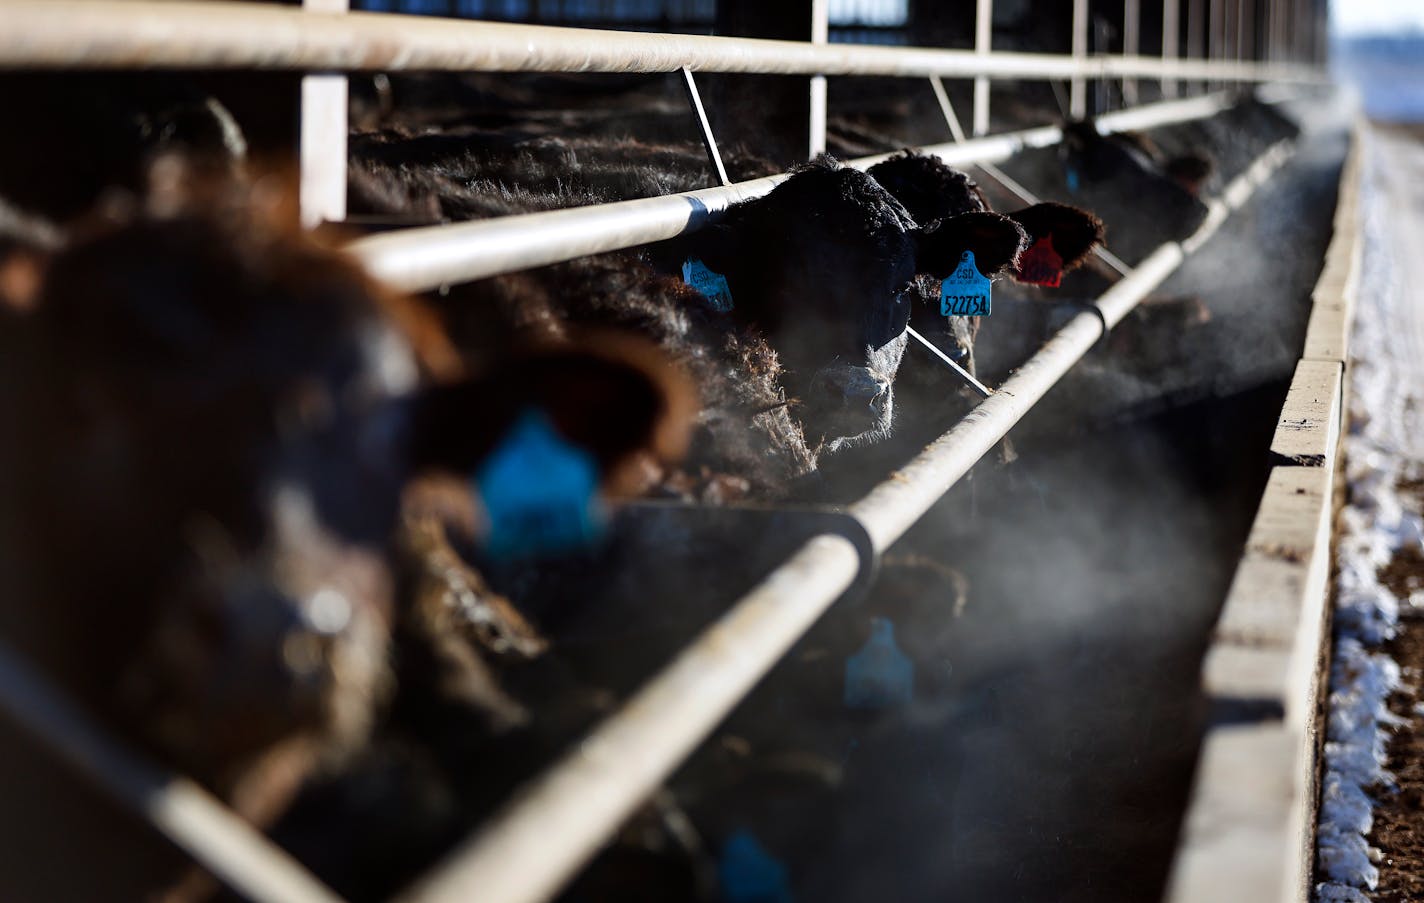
[407,334,697,495]
[1005,202,1103,286]
[684,223,743,279]
[915,211,1027,279]
[1165,152,1214,195]
[0,246,45,314]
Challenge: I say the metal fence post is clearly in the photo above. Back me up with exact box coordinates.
[809,0,827,158]
[1124,0,1140,106]
[1163,0,1180,97]
[300,0,348,228]
[1070,0,1087,118]
[1188,0,1205,94]
[973,0,992,135]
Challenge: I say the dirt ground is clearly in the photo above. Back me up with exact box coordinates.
[1368,484,1424,903]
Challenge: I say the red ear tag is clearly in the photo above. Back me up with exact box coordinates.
[1018,236,1065,288]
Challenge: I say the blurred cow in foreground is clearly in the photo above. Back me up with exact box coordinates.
[0,161,697,899]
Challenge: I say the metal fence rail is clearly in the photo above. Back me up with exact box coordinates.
[399,139,1298,903]
[352,92,1239,291]
[0,1,1321,82]
[0,2,1331,902]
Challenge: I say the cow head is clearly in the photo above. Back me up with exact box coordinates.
[14,166,699,809]
[867,152,1103,386]
[16,186,416,799]
[402,333,697,558]
[686,158,1025,455]
[1058,122,1208,261]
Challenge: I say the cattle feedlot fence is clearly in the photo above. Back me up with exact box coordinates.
[0,3,1328,903]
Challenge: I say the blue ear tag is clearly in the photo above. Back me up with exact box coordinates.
[939,250,993,318]
[683,258,735,313]
[1066,166,1081,194]
[719,830,794,903]
[844,618,914,709]
[473,410,605,559]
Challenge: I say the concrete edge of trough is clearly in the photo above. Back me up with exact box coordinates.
[1162,122,1363,903]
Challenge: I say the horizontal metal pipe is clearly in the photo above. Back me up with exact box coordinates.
[0,640,345,903]
[1092,90,1235,133]
[0,1,1321,83]
[350,124,1061,291]
[353,173,786,292]
[397,138,1297,903]
[397,534,862,903]
[850,241,1184,549]
[351,92,1246,292]
[854,138,1291,550]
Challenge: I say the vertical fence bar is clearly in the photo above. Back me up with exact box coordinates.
[1207,0,1222,91]
[300,0,348,228]
[1242,0,1254,64]
[1070,0,1087,118]
[1163,0,1180,97]
[972,0,992,135]
[1231,0,1241,63]
[1312,0,1324,65]
[1123,0,1140,105]
[1272,0,1285,62]
[1187,0,1204,93]
[808,0,827,158]
[1279,0,1290,63]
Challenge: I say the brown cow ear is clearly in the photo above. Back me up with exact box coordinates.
[1006,202,1104,286]
[1165,152,1214,195]
[407,334,697,496]
[915,211,1027,279]
[0,248,45,314]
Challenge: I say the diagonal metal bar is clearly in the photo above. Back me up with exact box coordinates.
[679,66,730,187]
[906,325,994,398]
[0,640,346,903]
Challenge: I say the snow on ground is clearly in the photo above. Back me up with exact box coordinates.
[1315,125,1424,900]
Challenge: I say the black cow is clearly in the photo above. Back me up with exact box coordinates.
[678,156,1028,456]
[864,151,1103,384]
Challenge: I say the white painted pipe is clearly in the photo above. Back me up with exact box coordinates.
[0,0,1321,83]
[1071,0,1089,118]
[299,0,349,229]
[809,0,828,159]
[972,0,993,137]
[1124,0,1141,106]
[351,91,1249,292]
[0,641,345,903]
[1163,0,1181,97]
[349,123,1063,291]
[396,137,1297,903]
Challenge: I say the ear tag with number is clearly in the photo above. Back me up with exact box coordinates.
[939,250,993,318]
[719,830,794,903]
[1017,236,1065,288]
[682,258,735,313]
[844,618,914,710]
[474,409,605,559]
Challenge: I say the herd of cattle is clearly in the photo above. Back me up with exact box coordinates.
[0,69,1298,900]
